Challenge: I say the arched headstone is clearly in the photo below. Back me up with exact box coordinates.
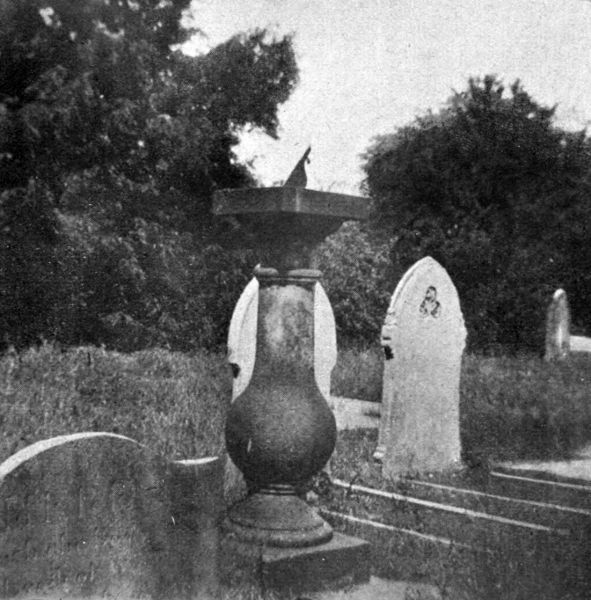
[545,288,570,361]
[374,257,466,476]
[228,277,337,401]
[0,432,221,598]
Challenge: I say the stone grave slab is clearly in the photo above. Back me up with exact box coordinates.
[330,397,380,430]
[374,256,466,475]
[569,335,591,353]
[0,432,222,598]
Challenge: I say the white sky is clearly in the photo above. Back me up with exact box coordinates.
[185,0,591,194]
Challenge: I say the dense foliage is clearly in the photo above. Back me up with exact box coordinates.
[0,0,298,350]
[364,76,591,353]
[4,12,591,357]
[315,222,391,347]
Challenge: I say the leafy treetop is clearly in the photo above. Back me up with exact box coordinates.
[363,75,591,352]
[0,0,299,350]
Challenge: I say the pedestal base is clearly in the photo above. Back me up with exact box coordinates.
[224,490,333,547]
[220,532,371,595]
[262,532,371,593]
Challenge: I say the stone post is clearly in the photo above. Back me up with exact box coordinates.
[224,267,335,546]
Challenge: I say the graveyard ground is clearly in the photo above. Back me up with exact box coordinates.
[2,344,591,599]
[334,347,591,463]
[4,344,591,466]
[324,428,590,599]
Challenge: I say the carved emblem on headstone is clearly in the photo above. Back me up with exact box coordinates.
[374,257,466,474]
[419,285,441,318]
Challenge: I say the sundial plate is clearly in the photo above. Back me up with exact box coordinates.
[213,187,369,221]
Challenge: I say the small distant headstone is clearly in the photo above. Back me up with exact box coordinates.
[228,278,337,400]
[374,257,466,476]
[0,432,221,598]
[545,289,570,361]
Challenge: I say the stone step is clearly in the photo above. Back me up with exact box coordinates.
[322,509,587,600]
[391,477,591,534]
[327,479,572,551]
[321,509,482,587]
[487,469,591,511]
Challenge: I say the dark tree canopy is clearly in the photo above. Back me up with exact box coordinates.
[0,0,298,350]
[364,75,591,352]
[4,1,189,79]
[0,0,297,216]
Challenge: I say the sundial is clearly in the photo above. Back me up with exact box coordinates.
[213,149,369,551]
[213,148,368,270]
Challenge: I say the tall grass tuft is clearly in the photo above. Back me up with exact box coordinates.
[0,343,231,463]
[331,345,383,402]
[461,352,591,464]
[3,343,591,467]
[333,346,591,463]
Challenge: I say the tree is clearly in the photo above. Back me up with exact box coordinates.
[0,1,298,349]
[364,75,591,353]
[314,222,391,347]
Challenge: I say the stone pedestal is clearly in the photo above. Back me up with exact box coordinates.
[220,532,370,595]
[224,267,336,547]
[261,533,371,593]
[214,185,370,592]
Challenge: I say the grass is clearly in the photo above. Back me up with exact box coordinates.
[322,504,589,600]
[328,346,591,598]
[0,343,231,464]
[461,352,591,464]
[3,343,591,468]
[326,429,591,600]
[332,345,384,401]
[3,343,591,599]
[333,348,591,463]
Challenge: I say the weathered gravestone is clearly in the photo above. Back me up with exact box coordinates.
[0,432,222,599]
[228,277,337,401]
[545,288,570,361]
[374,257,466,475]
